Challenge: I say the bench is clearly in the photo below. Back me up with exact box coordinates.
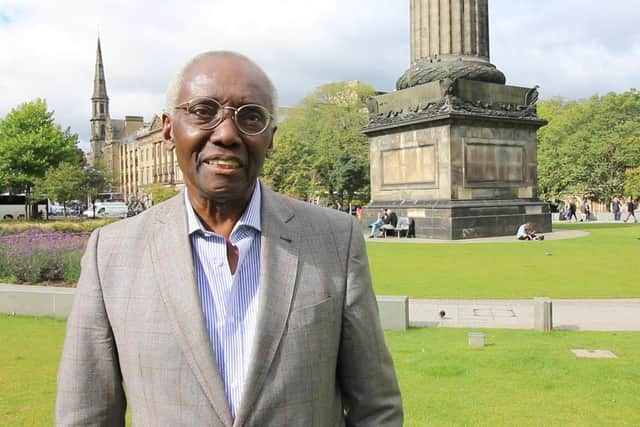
[379,216,411,238]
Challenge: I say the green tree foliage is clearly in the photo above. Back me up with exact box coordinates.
[0,99,80,196]
[624,167,640,198]
[33,162,85,209]
[537,90,640,202]
[263,81,374,207]
[83,159,114,203]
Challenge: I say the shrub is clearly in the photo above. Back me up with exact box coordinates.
[0,228,89,285]
[0,218,114,234]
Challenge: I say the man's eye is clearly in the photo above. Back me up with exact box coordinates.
[239,109,266,124]
[190,104,217,118]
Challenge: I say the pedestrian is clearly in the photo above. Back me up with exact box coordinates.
[568,198,578,222]
[56,51,402,426]
[624,197,638,223]
[611,197,621,221]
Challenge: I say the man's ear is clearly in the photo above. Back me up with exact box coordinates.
[266,126,276,157]
[162,113,175,151]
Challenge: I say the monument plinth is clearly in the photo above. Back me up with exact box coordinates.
[363,0,550,239]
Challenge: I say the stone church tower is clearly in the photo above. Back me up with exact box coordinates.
[90,38,109,164]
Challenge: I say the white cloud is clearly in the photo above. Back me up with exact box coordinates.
[0,0,638,151]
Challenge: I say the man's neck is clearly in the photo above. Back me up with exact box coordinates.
[188,190,254,240]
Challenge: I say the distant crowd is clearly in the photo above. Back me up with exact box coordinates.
[559,196,637,223]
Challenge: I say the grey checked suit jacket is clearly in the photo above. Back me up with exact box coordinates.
[56,184,403,426]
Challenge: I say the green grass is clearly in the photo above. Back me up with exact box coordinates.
[1,315,638,426]
[368,223,640,298]
[387,327,640,427]
[0,315,66,426]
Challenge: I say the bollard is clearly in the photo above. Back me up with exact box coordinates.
[376,296,409,330]
[468,331,485,348]
[533,297,553,331]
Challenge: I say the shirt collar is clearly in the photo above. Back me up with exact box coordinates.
[184,181,262,236]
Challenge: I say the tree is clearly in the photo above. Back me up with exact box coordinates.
[537,90,640,203]
[33,162,85,216]
[0,99,80,217]
[625,167,640,198]
[263,81,374,207]
[83,159,113,201]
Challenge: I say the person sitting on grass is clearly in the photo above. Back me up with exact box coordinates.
[517,223,544,240]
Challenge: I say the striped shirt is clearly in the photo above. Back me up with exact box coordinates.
[184,184,262,419]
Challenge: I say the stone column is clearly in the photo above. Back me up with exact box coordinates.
[398,0,504,90]
[410,0,489,63]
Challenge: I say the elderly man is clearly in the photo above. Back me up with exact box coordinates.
[56,51,402,426]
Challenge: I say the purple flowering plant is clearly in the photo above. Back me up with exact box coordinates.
[0,228,89,285]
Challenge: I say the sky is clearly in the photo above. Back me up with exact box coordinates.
[0,0,638,151]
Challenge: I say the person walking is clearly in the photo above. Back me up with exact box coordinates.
[567,198,578,222]
[624,197,637,223]
[611,197,622,221]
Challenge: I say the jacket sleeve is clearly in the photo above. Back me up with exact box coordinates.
[338,217,403,426]
[55,228,126,426]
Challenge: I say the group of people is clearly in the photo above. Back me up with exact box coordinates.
[561,196,637,223]
[369,208,398,238]
[612,196,637,223]
[561,197,591,222]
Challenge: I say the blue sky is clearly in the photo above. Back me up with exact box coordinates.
[0,0,638,151]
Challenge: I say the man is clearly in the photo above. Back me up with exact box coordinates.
[56,51,402,426]
[624,197,637,223]
[611,197,621,221]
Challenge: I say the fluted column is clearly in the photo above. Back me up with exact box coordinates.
[411,0,489,63]
[398,0,504,89]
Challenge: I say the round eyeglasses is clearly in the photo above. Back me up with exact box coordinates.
[174,97,273,136]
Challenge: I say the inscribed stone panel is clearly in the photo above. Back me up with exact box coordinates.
[382,145,436,185]
[464,143,524,184]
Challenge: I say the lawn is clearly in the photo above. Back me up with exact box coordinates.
[0,315,66,426]
[2,315,639,426]
[367,223,640,299]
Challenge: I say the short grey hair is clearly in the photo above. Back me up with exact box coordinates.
[165,51,279,124]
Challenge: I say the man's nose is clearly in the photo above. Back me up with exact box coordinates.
[209,115,242,146]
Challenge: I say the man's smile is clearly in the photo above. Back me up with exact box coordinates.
[202,158,242,169]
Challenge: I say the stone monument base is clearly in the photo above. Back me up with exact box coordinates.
[364,199,551,240]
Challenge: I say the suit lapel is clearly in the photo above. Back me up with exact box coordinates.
[148,194,233,427]
[234,185,299,426]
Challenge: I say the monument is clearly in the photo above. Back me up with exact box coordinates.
[363,0,551,239]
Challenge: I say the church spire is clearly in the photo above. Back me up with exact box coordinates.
[93,38,108,100]
[90,37,110,162]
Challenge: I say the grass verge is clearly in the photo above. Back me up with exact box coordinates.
[1,315,638,426]
[387,327,640,426]
[367,223,640,298]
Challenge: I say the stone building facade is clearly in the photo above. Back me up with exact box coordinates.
[89,39,182,205]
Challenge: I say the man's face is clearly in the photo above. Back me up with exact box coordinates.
[163,55,275,205]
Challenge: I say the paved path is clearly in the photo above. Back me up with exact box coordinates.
[409,298,640,331]
[367,225,640,331]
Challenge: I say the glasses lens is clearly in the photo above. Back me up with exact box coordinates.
[187,98,222,128]
[236,105,270,134]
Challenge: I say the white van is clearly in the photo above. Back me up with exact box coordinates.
[83,202,129,219]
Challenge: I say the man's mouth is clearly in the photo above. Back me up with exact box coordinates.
[203,159,241,169]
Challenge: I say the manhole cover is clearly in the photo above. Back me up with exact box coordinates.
[570,349,617,359]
